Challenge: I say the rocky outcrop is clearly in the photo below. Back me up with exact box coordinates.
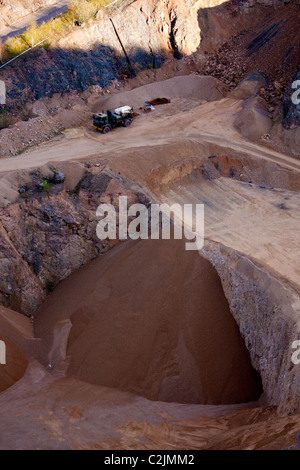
[202,241,300,414]
[0,0,297,116]
[59,0,225,62]
[61,237,263,406]
[0,163,150,315]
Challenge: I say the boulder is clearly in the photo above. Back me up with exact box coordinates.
[29,100,48,118]
[53,171,65,184]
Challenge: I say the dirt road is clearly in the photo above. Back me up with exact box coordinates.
[0,0,69,43]
[0,98,299,173]
[0,91,299,291]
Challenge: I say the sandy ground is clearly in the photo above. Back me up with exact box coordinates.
[0,362,297,451]
[1,96,299,174]
[0,75,299,449]
[157,174,300,291]
[34,237,263,405]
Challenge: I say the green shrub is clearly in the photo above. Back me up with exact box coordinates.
[40,178,50,192]
[5,36,28,57]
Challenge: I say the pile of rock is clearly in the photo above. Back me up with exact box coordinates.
[203,32,249,88]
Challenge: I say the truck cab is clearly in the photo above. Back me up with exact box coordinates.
[92,106,134,133]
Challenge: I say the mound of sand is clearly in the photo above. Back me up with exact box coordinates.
[35,237,262,405]
[0,332,28,392]
[91,75,226,113]
[234,96,272,142]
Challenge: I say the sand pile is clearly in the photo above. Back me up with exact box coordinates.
[0,306,35,392]
[234,96,272,142]
[35,237,262,405]
[91,75,226,114]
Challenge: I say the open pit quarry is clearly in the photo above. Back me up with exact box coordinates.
[0,0,300,452]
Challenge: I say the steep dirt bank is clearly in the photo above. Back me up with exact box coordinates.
[0,162,150,314]
[0,1,298,163]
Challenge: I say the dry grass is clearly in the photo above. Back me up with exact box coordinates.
[2,0,110,62]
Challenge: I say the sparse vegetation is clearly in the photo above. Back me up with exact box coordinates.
[24,19,38,48]
[0,108,11,130]
[68,0,109,25]
[40,178,50,192]
[1,0,110,62]
[0,39,5,64]
[4,14,71,60]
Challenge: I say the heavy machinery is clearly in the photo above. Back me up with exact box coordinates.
[91,105,134,133]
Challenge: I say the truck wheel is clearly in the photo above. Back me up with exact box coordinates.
[102,126,111,134]
[124,119,132,127]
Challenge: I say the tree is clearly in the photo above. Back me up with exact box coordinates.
[25,19,38,47]
[68,0,106,26]
[0,39,5,64]
[68,0,82,25]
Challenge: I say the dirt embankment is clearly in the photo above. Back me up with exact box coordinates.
[0,161,151,315]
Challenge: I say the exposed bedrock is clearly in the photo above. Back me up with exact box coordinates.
[0,162,150,314]
[2,0,297,114]
[202,242,300,414]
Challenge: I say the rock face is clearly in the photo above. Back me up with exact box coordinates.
[0,164,150,315]
[202,242,300,414]
[0,0,297,116]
